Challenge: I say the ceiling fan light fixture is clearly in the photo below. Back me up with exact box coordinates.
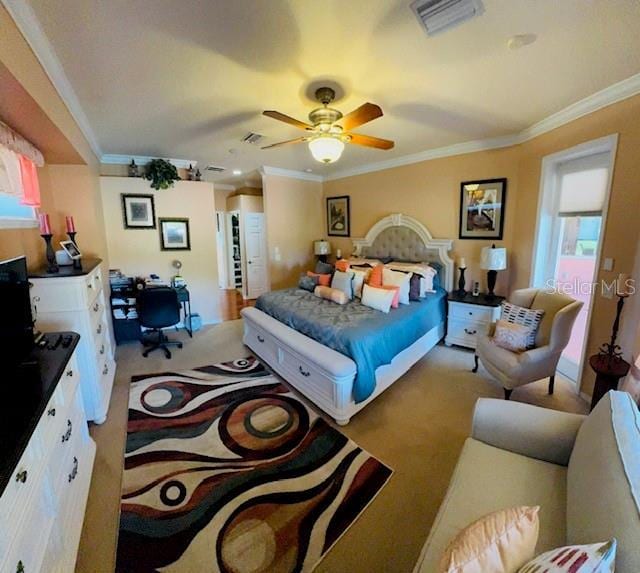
[308,135,345,164]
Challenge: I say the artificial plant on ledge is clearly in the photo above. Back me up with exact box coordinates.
[144,158,180,190]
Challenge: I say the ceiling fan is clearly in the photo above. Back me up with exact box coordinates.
[261,87,394,164]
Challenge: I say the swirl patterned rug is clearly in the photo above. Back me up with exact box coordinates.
[116,357,392,572]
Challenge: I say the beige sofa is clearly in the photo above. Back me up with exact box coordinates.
[413,391,640,572]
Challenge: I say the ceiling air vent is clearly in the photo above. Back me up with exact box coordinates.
[242,132,264,145]
[205,165,226,173]
[410,0,484,36]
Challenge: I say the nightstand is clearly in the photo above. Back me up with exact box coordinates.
[445,292,504,350]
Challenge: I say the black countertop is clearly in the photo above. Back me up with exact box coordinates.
[0,332,80,495]
[448,291,506,307]
[28,258,102,279]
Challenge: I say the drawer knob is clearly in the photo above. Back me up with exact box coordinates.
[87,283,93,289]
[66,369,73,377]
[68,456,79,483]
[97,324,103,335]
[298,365,310,377]
[16,561,24,573]
[15,470,27,484]
[464,328,477,335]
[47,407,56,417]
[103,364,109,375]
[62,419,73,443]
[100,344,105,355]
[257,335,265,343]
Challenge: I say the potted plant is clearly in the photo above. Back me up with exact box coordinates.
[144,159,180,190]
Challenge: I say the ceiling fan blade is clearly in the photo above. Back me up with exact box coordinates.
[347,133,394,150]
[261,137,307,149]
[338,103,383,131]
[263,110,312,130]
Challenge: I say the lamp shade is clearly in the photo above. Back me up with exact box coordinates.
[481,246,507,271]
[308,136,344,164]
[314,240,331,255]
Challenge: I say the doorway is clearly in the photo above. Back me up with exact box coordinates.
[531,135,617,386]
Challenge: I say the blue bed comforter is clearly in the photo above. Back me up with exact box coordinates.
[255,287,447,403]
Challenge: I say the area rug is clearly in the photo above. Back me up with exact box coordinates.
[116,357,392,572]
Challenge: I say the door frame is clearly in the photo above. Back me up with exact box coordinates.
[530,134,618,394]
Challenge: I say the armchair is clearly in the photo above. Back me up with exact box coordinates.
[473,288,583,399]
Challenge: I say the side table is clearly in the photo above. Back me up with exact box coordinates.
[589,354,630,411]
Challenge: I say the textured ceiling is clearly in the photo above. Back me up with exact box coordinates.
[25,0,640,181]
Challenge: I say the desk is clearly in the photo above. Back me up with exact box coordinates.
[110,282,192,344]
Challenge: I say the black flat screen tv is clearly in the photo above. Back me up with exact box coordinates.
[0,256,35,367]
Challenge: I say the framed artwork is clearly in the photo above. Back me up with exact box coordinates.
[326,196,350,237]
[159,218,191,250]
[122,194,156,229]
[459,178,507,240]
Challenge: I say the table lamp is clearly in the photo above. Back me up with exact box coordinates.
[314,240,331,263]
[481,244,507,298]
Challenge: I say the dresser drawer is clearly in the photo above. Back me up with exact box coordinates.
[446,318,489,348]
[246,325,279,366]
[449,302,496,323]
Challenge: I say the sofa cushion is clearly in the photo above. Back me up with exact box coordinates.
[567,391,640,573]
[530,290,574,347]
[413,438,567,573]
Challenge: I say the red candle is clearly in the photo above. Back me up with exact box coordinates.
[66,215,76,233]
[39,213,51,235]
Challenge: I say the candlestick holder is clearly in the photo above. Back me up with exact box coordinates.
[67,231,83,270]
[457,266,467,296]
[41,234,59,273]
[598,293,627,365]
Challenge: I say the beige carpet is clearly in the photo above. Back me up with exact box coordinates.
[76,321,588,573]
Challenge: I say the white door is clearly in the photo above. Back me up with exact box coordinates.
[243,213,267,299]
[215,211,228,289]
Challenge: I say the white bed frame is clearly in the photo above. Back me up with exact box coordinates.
[242,213,454,425]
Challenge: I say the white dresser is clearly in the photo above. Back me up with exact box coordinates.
[30,260,116,423]
[445,293,504,349]
[0,336,96,573]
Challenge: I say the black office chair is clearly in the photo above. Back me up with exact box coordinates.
[137,287,183,358]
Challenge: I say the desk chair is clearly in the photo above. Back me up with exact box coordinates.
[137,287,183,358]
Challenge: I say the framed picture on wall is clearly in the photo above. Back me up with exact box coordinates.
[459,178,507,240]
[122,194,156,229]
[159,218,191,250]
[326,195,350,237]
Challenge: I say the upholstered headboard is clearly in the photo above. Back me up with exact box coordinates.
[352,213,454,291]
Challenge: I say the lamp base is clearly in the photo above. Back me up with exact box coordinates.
[486,269,498,298]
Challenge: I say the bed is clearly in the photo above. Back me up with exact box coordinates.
[241,213,454,425]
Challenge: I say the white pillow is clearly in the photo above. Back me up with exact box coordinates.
[361,284,395,313]
[351,269,368,298]
[382,268,411,305]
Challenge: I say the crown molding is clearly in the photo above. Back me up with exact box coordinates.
[260,165,323,182]
[1,0,103,160]
[101,154,197,169]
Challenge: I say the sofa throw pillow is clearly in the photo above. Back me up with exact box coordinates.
[382,267,411,305]
[313,285,348,305]
[379,285,400,308]
[352,269,369,298]
[361,284,395,314]
[307,271,331,287]
[439,506,539,573]
[367,264,384,287]
[335,259,350,273]
[501,302,544,349]
[331,270,355,300]
[493,319,533,353]
[517,539,617,573]
[315,260,334,275]
[298,274,318,292]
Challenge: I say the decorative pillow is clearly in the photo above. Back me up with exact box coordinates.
[493,319,534,353]
[313,285,348,305]
[307,271,331,287]
[335,259,350,273]
[501,302,545,349]
[386,262,437,295]
[409,274,422,301]
[518,539,617,573]
[440,506,540,573]
[331,270,355,300]
[379,285,400,308]
[361,284,395,314]
[298,274,318,292]
[352,269,369,298]
[315,260,334,275]
[382,267,411,305]
[367,264,384,287]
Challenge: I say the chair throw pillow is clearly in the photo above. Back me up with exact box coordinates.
[517,539,617,573]
[439,506,540,573]
[331,270,355,300]
[298,274,318,292]
[493,319,534,353]
[500,302,544,349]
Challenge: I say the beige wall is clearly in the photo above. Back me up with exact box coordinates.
[262,174,323,290]
[324,94,640,396]
[227,194,263,213]
[100,177,220,324]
